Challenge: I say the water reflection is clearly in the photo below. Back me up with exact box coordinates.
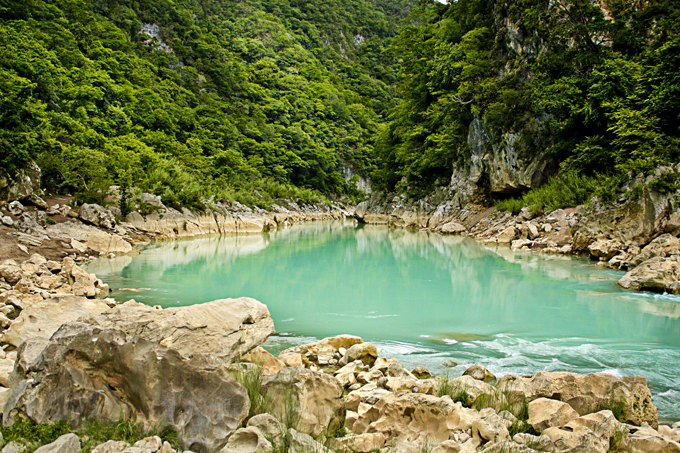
[87,220,680,418]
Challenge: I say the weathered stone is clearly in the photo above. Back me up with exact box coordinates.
[33,434,81,453]
[441,222,467,235]
[133,437,162,452]
[220,427,273,453]
[1,216,13,227]
[447,376,494,406]
[262,367,344,437]
[339,342,378,367]
[346,433,386,452]
[8,201,24,216]
[618,255,680,293]
[47,222,133,255]
[287,429,332,453]
[463,366,496,383]
[527,398,579,432]
[79,204,117,230]
[4,298,274,452]
[91,440,131,453]
[411,366,431,379]
[240,347,286,376]
[495,372,658,428]
[0,265,22,284]
[247,414,284,448]
[564,410,618,442]
[277,353,310,369]
[541,425,608,453]
[472,413,509,443]
[494,226,519,244]
[588,239,624,261]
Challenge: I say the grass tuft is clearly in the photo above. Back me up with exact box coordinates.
[496,174,598,215]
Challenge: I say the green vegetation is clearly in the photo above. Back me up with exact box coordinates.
[374,0,680,200]
[496,174,598,214]
[0,0,415,209]
[0,416,180,453]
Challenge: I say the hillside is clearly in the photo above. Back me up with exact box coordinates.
[374,0,680,207]
[0,0,414,210]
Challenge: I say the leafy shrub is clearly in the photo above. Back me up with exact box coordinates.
[496,174,598,215]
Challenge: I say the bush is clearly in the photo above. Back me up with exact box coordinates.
[496,174,598,214]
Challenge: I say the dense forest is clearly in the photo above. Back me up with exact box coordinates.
[1,0,679,212]
[0,0,414,210]
[376,0,680,203]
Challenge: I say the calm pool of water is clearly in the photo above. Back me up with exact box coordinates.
[86,221,680,420]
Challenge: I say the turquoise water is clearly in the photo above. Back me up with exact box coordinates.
[86,221,680,420]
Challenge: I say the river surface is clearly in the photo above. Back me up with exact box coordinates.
[86,221,680,420]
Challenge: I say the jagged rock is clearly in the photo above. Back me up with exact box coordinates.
[588,239,624,261]
[262,367,344,437]
[344,384,391,412]
[1,216,13,226]
[26,195,48,210]
[659,425,680,443]
[247,414,284,448]
[546,209,567,223]
[339,342,378,367]
[411,366,431,379]
[628,435,680,453]
[494,226,519,244]
[496,371,658,428]
[8,201,24,216]
[47,222,133,254]
[440,222,467,234]
[0,357,15,387]
[0,265,22,284]
[541,425,609,453]
[565,410,619,443]
[628,233,680,268]
[618,255,680,293]
[288,429,332,453]
[527,398,579,432]
[79,204,117,229]
[473,413,510,443]
[220,427,273,453]
[91,440,131,453]
[463,366,496,383]
[447,376,494,406]
[240,347,286,376]
[344,433,387,452]
[33,434,80,453]
[133,436,163,452]
[277,352,310,368]
[0,162,42,203]
[4,298,274,452]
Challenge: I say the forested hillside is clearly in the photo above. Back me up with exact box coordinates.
[376,0,680,204]
[0,0,413,209]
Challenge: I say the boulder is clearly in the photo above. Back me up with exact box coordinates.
[626,233,680,269]
[494,227,518,244]
[287,429,331,453]
[220,427,273,453]
[8,201,24,216]
[247,414,284,448]
[446,376,494,406]
[495,372,658,428]
[0,265,22,284]
[588,239,624,261]
[90,441,131,453]
[618,256,680,293]
[411,366,431,379]
[541,425,609,453]
[46,222,133,255]
[472,413,509,443]
[441,222,467,235]
[345,433,386,452]
[463,366,496,383]
[628,429,680,453]
[240,347,286,376]
[527,398,579,432]
[262,367,344,437]
[339,342,378,367]
[4,298,274,453]
[79,204,117,229]
[33,433,81,453]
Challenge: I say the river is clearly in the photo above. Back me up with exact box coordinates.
[85,220,680,420]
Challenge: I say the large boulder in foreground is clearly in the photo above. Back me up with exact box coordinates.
[3,298,275,453]
[496,371,658,428]
[618,255,680,293]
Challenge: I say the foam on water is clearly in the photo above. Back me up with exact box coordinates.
[87,221,680,420]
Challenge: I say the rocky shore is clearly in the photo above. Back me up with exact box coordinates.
[0,252,679,452]
[355,184,680,295]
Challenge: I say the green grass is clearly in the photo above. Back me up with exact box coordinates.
[435,375,471,405]
[0,416,181,453]
[606,392,627,423]
[496,174,598,215]
[608,424,629,453]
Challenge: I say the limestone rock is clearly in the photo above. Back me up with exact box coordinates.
[441,222,467,235]
[411,366,431,379]
[262,367,344,437]
[447,376,494,406]
[495,372,658,428]
[588,239,624,261]
[8,201,24,216]
[0,265,22,284]
[46,222,133,255]
[618,256,680,293]
[463,365,496,383]
[527,398,579,432]
[339,342,378,367]
[564,410,618,442]
[495,226,518,244]
[628,233,680,268]
[4,298,274,452]
[33,434,81,453]
[240,347,286,376]
[472,413,510,443]
[541,425,609,453]
[91,440,131,453]
[79,204,117,230]
[288,429,332,453]
[628,429,680,453]
[247,414,284,448]
[221,427,273,453]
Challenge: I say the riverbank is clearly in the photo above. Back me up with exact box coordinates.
[0,252,679,452]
